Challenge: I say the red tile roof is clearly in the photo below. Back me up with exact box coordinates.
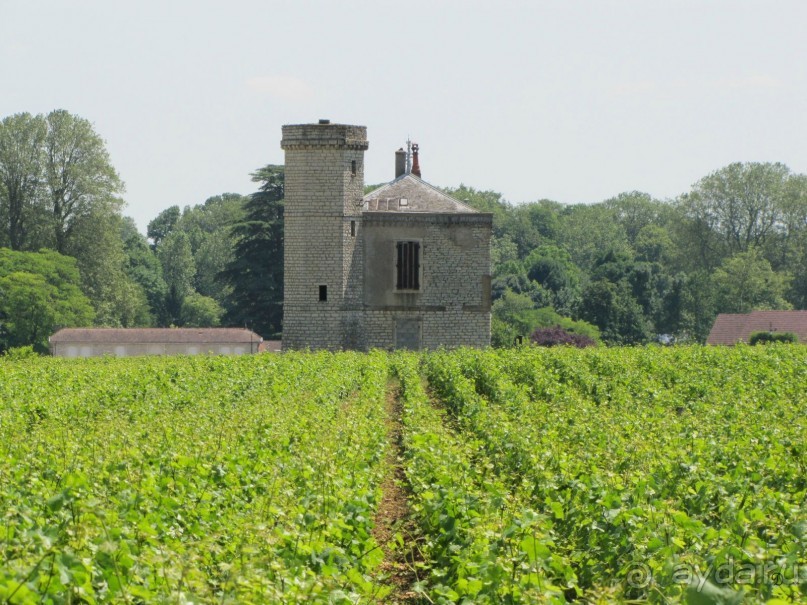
[50,328,263,344]
[706,311,807,345]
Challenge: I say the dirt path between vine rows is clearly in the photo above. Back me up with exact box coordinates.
[371,380,424,604]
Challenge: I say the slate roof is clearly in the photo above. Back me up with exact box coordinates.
[706,311,807,345]
[363,174,479,214]
[50,328,263,344]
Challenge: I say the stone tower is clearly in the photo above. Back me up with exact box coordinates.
[281,121,368,350]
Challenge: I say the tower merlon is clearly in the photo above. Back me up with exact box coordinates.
[281,123,369,151]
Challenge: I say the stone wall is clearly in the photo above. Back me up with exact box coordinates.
[362,309,490,350]
[361,212,492,349]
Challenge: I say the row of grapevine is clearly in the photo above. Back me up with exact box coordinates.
[393,354,571,603]
[0,352,391,603]
[424,347,807,603]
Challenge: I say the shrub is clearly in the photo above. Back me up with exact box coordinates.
[2,345,39,360]
[492,290,599,347]
[530,325,597,348]
[748,331,798,345]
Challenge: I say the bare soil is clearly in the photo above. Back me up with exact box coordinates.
[371,380,425,604]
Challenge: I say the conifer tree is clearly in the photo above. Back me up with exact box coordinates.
[220,165,284,338]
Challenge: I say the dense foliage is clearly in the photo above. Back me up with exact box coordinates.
[1,347,805,603]
[0,248,94,352]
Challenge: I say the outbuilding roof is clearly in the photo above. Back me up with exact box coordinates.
[363,174,480,214]
[706,310,807,345]
[50,328,263,344]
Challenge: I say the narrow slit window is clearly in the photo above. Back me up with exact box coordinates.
[351,160,357,176]
[396,241,420,290]
[350,220,356,237]
[319,285,327,301]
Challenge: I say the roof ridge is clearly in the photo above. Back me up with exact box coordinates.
[362,174,480,214]
[53,327,257,332]
[405,174,479,213]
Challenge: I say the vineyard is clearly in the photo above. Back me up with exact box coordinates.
[1,346,806,603]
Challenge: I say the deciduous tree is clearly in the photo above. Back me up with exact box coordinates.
[556,203,631,272]
[180,292,223,327]
[676,162,790,270]
[712,248,791,314]
[147,205,180,249]
[577,279,651,345]
[0,113,46,250]
[66,209,151,327]
[157,231,196,325]
[0,248,94,352]
[43,110,124,253]
[121,217,168,322]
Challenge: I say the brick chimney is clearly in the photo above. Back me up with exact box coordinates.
[411,143,421,178]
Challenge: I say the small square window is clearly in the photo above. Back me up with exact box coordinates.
[319,285,327,301]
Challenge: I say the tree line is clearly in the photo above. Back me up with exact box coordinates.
[2,109,805,352]
[455,161,807,345]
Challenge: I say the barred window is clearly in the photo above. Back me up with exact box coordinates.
[396,241,420,290]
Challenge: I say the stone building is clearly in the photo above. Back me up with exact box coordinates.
[281,120,492,351]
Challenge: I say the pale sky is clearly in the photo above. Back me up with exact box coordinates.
[2,0,806,233]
